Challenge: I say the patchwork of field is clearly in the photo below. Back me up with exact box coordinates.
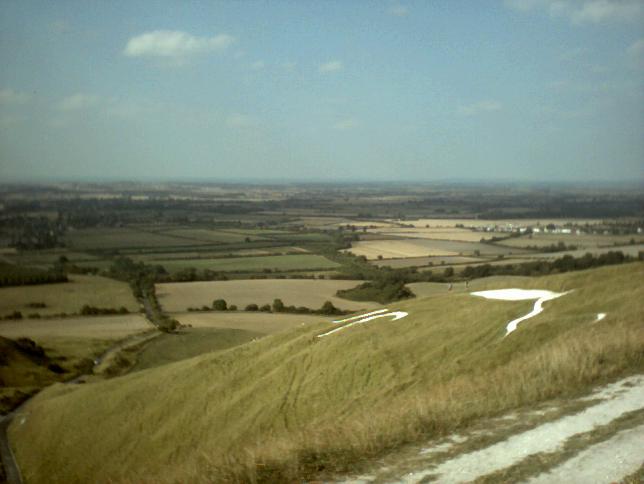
[368,227,502,242]
[160,228,269,243]
[0,314,150,340]
[392,218,606,228]
[345,239,522,260]
[156,279,379,312]
[497,233,644,249]
[64,228,213,250]
[371,255,484,268]
[0,275,140,316]
[128,246,308,261]
[146,254,339,274]
[2,250,101,268]
[524,243,644,260]
[173,311,331,333]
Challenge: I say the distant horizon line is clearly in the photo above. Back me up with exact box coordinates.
[1,175,643,188]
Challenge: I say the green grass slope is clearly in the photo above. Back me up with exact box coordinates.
[10,263,644,483]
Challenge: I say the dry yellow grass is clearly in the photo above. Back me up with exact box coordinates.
[9,263,643,483]
[156,279,379,312]
[0,275,139,316]
[174,311,332,334]
[0,314,151,340]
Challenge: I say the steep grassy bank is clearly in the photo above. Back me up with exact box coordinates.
[10,263,644,483]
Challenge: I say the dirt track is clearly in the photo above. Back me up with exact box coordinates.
[342,375,644,483]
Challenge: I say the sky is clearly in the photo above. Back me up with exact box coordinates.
[0,0,643,183]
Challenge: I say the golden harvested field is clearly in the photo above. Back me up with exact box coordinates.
[0,314,151,340]
[0,275,140,316]
[174,312,332,334]
[369,227,501,242]
[344,240,458,259]
[156,279,379,312]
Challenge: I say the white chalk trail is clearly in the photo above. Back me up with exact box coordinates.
[400,375,644,484]
[525,423,644,484]
[595,312,607,322]
[470,289,569,335]
[318,310,408,338]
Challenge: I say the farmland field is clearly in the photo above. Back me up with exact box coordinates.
[0,275,140,316]
[371,255,484,268]
[496,233,644,249]
[345,239,521,260]
[156,279,379,312]
[146,254,340,274]
[524,243,644,260]
[368,227,503,242]
[159,228,269,243]
[172,311,332,333]
[64,227,213,250]
[0,314,151,340]
[393,218,606,229]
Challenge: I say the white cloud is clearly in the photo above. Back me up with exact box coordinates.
[319,60,343,73]
[389,4,409,16]
[333,118,360,130]
[627,38,644,69]
[124,30,235,58]
[250,60,265,71]
[58,93,101,111]
[226,113,258,128]
[0,88,30,105]
[505,0,643,24]
[457,100,502,116]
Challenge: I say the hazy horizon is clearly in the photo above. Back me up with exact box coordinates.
[1,1,643,182]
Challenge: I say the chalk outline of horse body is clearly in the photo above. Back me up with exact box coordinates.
[317,309,408,338]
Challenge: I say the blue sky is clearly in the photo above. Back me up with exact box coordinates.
[0,0,642,182]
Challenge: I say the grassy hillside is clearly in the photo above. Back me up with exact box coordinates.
[0,336,68,413]
[10,263,644,483]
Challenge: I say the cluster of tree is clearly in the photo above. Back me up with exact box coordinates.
[336,279,414,304]
[79,305,129,316]
[193,298,347,316]
[105,257,179,332]
[0,262,68,288]
[524,241,578,253]
[1,311,24,320]
[3,214,66,249]
[460,251,636,279]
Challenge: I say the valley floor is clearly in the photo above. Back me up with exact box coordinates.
[341,374,644,483]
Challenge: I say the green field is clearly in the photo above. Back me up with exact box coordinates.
[131,328,263,371]
[159,228,269,243]
[64,228,213,250]
[11,263,643,483]
[144,254,340,273]
[0,275,140,316]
